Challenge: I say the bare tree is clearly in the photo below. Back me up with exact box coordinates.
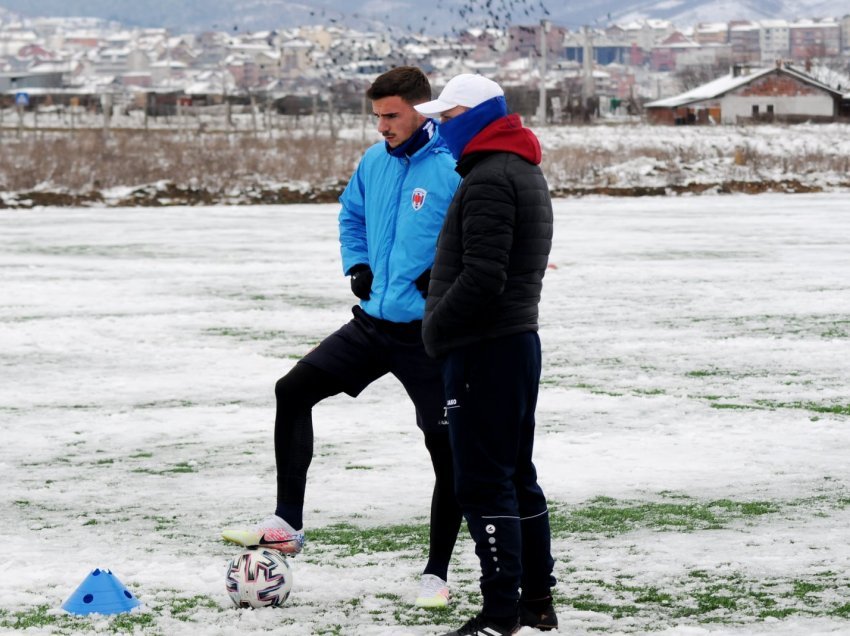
[675,61,733,91]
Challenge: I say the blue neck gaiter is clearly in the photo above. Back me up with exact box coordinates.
[386,118,436,158]
[438,96,508,160]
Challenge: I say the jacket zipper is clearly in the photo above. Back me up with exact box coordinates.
[378,157,408,318]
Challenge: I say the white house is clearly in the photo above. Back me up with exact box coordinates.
[645,62,846,124]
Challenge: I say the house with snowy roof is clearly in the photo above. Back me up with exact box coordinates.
[644,62,850,125]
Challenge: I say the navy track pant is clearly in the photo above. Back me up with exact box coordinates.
[442,331,556,617]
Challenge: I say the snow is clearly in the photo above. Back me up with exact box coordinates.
[1,195,849,634]
[615,0,850,30]
[645,66,842,109]
[644,69,775,108]
[537,122,850,191]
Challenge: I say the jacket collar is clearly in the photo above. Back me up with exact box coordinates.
[437,96,508,160]
[386,119,436,159]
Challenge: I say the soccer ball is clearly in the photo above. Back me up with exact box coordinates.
[225,547,293,608]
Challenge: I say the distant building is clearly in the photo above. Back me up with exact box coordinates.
[650,32,697,71]
[621,20,676,52]
[789,18,841,60]
[563,26,632,65]
[729,21,761,63]
[693,22,728,46]
[505,23,565,63]
[842,15,850,54]
[645,62,849,124]
[280,38,312,75]
[759,20,790,63]
[0,69,63,92]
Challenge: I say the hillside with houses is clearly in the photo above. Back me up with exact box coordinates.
[1,8,849,206]
[2,9,849,120]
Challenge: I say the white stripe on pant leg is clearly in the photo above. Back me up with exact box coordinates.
[519,508,548,521]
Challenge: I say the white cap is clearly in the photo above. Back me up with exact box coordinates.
[414,74,504,117]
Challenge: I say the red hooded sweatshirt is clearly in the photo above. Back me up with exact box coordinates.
[461,113,542,166]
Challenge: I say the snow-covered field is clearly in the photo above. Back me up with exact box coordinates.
[1,194,849,635]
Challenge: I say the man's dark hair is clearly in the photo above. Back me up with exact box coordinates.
[366,66,431,104]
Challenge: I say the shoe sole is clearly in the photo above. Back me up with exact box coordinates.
[221,532,303,555]
[414,598,450,609]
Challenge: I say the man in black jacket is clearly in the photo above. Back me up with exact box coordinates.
[414,75,557,636]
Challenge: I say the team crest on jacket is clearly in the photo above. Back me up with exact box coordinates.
[411,188,427,211]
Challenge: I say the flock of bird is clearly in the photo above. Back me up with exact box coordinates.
[214,0,556,80]
[222,0,554,41]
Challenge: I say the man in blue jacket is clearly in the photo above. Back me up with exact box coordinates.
[223,66,462,608]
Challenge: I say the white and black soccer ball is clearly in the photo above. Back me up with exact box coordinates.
[225,547,293,608]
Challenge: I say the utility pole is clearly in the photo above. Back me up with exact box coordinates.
[582,26,595,101]
[537,19,551,126]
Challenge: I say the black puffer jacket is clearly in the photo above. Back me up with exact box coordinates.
[422,114,553,358]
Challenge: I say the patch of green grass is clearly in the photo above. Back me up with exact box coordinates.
[760,608,798,619]
[309,522,431,557]
[169,595,222,620]
[754,400,850,416]
[129,451,154,458]
[0,605,62,630]
[166,462,195,473]
[792,580,824,599]
[549,496,778,536]
[133,400,198,409]
[705,399,850,416]
[570,383,624,397]
[832,603,850,618]
[633,388,666,396]
[559,568,850,628]
[633,587,675,604]
[687,369,728,377]
[109,611,156,631]
[539,375,567,386]
[145,515,178,531]
[0,604,153,633]
[132,462,195,475]
[709,402,763,411]
[708,499,779,516]
[566,594,641,618]
[690,589,738,613]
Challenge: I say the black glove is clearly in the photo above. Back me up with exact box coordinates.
[349,264,373,300]
[414,269,431,298]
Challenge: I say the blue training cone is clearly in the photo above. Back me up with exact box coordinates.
[61,568,141,615]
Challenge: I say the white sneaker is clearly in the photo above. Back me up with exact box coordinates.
[415,573,450,608]
[221,514,305,555]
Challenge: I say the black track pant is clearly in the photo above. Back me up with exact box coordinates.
[442,331,556,617]
[274,308,462,580]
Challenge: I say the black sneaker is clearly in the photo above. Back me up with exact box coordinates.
[519,596,558,631]
[440,612,520,636]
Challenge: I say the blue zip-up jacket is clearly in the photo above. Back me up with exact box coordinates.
[339,131,460,323]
